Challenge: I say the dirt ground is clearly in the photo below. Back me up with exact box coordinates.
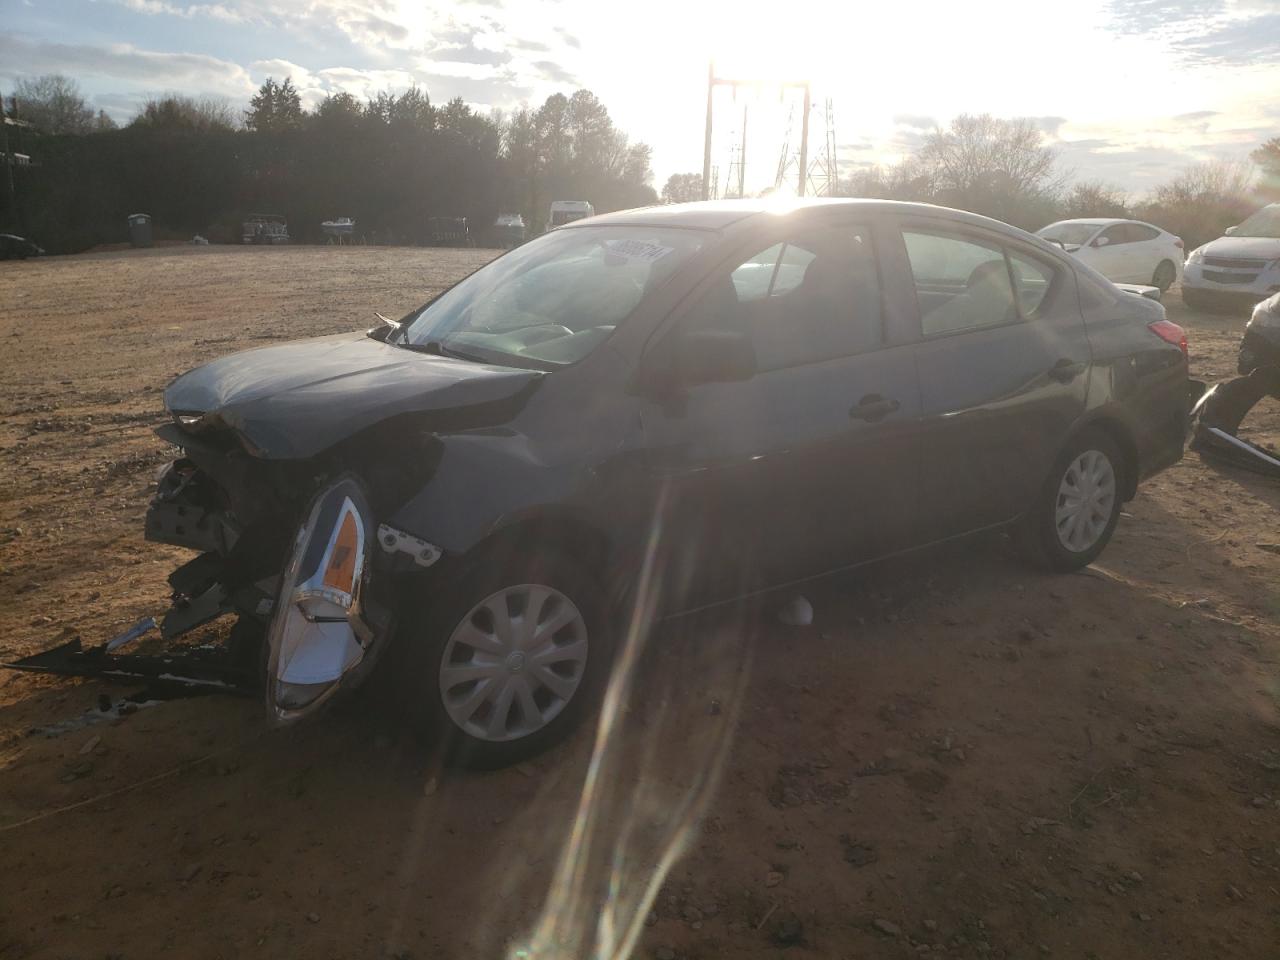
[1,245,1277,960]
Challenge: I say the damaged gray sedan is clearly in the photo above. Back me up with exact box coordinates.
[10,200,1193,767]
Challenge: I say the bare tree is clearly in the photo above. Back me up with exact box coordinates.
[662,172,703,204]
[131,95,237,133]
[914,115,1063,226]
[1061,180,1129,219]
[1253,137,1280,200]
[845,159,934,201]
[13,74,96,135]
[1137,158,1257,250]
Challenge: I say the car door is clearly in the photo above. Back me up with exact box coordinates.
[1091,223,1134,281]
[638,218,921,611]
[1123,222,1162,284]
[895,221,1091,541]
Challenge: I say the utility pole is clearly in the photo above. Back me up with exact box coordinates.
[737,103,748,199]
[797,83,810,197]
[701,62,714,201]
[0,89,15,231]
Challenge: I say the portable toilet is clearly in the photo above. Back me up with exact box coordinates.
[128,213,153,248]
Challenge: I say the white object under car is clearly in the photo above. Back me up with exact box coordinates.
[1037,218,1183,292]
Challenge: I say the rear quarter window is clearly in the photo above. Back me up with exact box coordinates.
[1125,223,1160,243]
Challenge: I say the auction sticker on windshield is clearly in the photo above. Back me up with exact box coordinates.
[603,238,674,263]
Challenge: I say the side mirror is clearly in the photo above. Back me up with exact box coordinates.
[1092,235,1110,247]
[1224,225,1238,236]
[674,329,757,385]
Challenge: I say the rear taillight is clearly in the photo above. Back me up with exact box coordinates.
[1174,237,1183,249]
[1149,319,1187,357]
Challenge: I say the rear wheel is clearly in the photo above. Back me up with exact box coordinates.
[1152,260,1176,293]
[1019,430,1123,572]
[394,548,612,769]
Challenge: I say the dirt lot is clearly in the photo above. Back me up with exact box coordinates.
[1,245,1277,960]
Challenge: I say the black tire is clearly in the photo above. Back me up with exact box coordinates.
[392,547,613,769]
[1018,429,1124,572]
[1152,260,1176,293]
[1181,288,1212,311]
[1182,289,1243,315]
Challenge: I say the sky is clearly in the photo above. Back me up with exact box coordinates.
[3,0,1279,198]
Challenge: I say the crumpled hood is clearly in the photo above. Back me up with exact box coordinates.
[165,332,543,459]
[1199,236,1280,260]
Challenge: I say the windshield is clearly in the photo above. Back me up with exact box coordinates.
[1037,222,1100,246]
[1234,206,1280,238]
[403,225,707,367]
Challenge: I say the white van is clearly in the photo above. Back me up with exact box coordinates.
[546,200,594,233]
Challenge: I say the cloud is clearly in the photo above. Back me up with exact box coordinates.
[555,27,582,49]
[892,113,935,130]
[532,59,576,84]
[0,32,254,98]
[1029,116,1067,137]
[1180,11,1280,64]
[113,0,254,23]
[429,40,513,67]
[1106,0,1280,66]
[338,13,410,46]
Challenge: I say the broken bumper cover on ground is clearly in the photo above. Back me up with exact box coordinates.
[1190,375,1280,478]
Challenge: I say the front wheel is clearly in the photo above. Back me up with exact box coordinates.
[1018,430,1124,572]
[394,548,612,769]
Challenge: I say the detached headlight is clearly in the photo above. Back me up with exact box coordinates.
[1186,246,1206,264]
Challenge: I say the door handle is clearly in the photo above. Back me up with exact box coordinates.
[850,394,900,422]
[1048,358,1087,383]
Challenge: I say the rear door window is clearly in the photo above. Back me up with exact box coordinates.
[1007,251,1055,317]
[1124,223,1159,243]
[1098,224,1129,246]
[902,231,1016,336]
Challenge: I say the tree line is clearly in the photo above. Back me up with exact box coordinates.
[1,75,657,252]
[662,115,1280,253]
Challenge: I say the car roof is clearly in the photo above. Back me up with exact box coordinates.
[1044,218,1119,227]
[568,198,1034,234]
[1044,217,1169,231]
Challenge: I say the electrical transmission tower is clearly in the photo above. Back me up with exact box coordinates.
[805,98,839,197]
[774,105,795,191]
[702,62,810,200]
[722,104,749,198]
[774,96,836,197]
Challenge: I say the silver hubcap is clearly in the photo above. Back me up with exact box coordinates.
[439,584,588,742]
[1055,449,1116,553]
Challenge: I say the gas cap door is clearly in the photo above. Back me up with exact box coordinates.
[265,475,376,723]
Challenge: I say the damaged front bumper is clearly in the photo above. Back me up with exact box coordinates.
[5,433,439,717]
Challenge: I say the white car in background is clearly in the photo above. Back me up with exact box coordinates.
[1182,203,1280,312]
[1036,219,1183,292]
